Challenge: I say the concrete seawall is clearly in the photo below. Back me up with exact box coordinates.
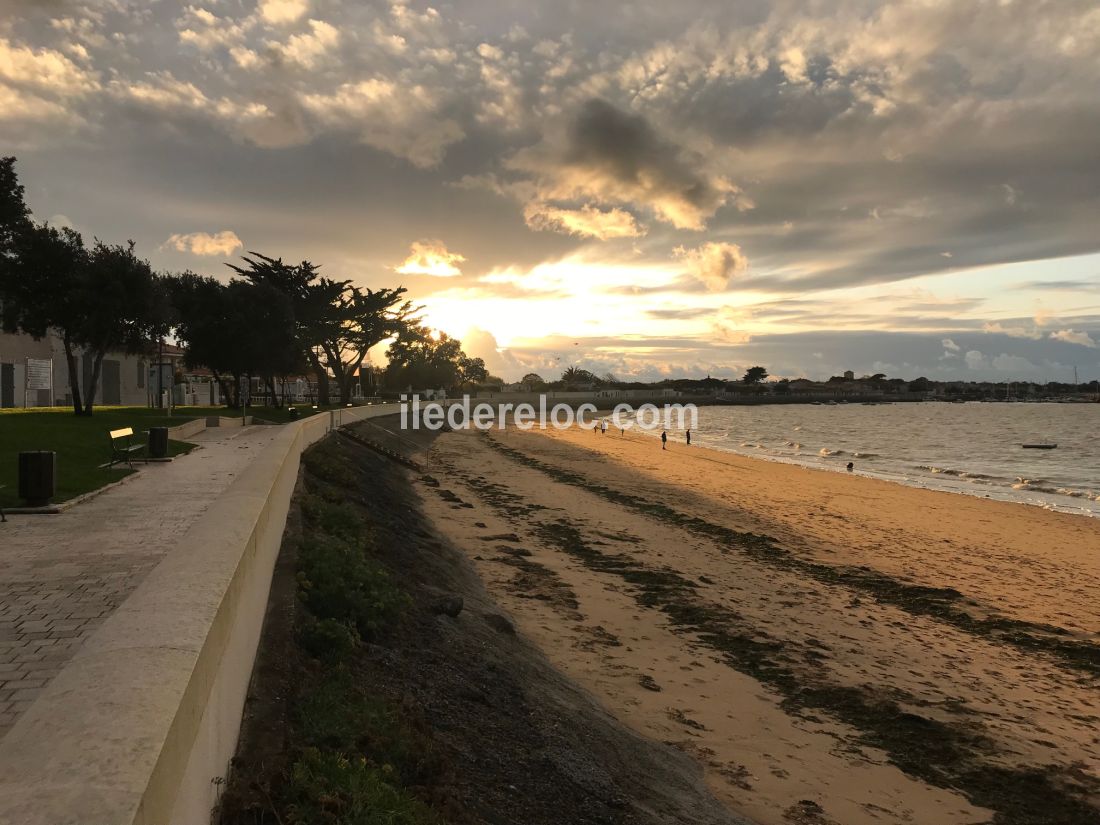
[0,405,399,825]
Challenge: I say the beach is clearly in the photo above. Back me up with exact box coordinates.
[420,425,1100,825]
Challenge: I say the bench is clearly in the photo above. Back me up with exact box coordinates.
[107,427,147,469]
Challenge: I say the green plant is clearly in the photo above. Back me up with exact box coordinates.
[286,749,443,825]
[298,534,408,638]
[300,618,360,663]
[301,494,364,542]
[295,670,435,780]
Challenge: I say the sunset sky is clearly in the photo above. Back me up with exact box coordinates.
[2,0,1099,382]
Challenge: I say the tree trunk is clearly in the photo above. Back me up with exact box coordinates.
[62,338,83,416]
[211,369,232,407]
[335,365,353,405]
[265,375,280,408]
[81,350,105,416]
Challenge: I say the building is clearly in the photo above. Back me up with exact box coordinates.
[0,329,161,408]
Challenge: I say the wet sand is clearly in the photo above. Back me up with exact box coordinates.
[419,426,1100,825]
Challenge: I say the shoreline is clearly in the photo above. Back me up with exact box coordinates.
[625,424,1100,518]
[422,424,1100,824]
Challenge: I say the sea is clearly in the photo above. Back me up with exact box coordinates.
[639,401,1100,517]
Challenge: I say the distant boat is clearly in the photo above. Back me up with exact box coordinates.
[1021,443,1058,449]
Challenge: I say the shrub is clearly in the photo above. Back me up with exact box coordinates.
[302,446,359,488]
[295,670,436,781]
[298,534,408,639]
[286,748,443,825]
[301,494,364,543]
[300,618,360,663]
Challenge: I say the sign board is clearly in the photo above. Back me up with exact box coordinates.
[26,358,52,391]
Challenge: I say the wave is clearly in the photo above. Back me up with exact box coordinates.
[819,448,847,456]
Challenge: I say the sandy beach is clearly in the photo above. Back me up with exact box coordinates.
[419,425,1100,825]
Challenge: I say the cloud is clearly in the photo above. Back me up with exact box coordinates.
[259,0,309,25]
[395,240,466,277]
[942,338,960,351]
[163,230,244,256]
[982,322,1042,340]
[674,242,749,291]
[1049,329,1097,348]
[507,99,743,231]
[176,7,253,51]
[523,203,643,240]
[300,79,463,167]
[267,19,339,69]
[0,37,100,96]
[964,350,988,370]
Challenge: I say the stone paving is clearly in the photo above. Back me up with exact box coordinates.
[0,424,283,737]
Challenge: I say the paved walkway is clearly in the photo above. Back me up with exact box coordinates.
[0,425,283,737]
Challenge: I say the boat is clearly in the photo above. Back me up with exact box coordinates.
[1021,443,1058,449]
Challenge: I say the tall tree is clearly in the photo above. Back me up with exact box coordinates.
[75,240,169,414]
[456,355,488,390]
[229,252,415,405]
[227,253,336,402]
[0,157,31,260]
[0,224,90,413]
[384,325,466,391]
[742,366,769,385]
[167,274,300,407]
[318,284,414,404]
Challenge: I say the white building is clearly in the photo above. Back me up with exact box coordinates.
[0,330,154,408]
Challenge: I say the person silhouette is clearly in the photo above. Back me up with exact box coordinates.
[686,428,691,445]
[846,461,854,471]
[661,430,667,450]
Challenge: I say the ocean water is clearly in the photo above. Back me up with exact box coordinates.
[645,402,1100,517]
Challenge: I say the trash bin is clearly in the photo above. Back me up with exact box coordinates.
[148,427,169,459]
[18,451,56,507]
[287,407,299,420]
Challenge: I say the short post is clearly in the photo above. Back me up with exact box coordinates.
[18,451,56,507]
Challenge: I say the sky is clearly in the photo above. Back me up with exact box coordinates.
[2,0,1099,383]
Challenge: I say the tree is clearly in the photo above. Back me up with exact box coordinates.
[742,366,769,384]
[167,274,300,408]
[321,284,414,404]
[520,372,545,391]
[0,157,31,261]
[1,224,90,413]
[456,355,488,388]
[1,159,168,415]
[229,252,414,405]
[74,240,170,414]
[384,325,466,390]
[560,365,597,387]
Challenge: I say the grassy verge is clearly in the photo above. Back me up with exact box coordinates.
[0,407,199,506]
[220,438,445,825]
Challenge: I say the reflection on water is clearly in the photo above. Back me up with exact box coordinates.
[646,402,1100,517]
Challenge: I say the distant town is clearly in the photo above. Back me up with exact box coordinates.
[490,367,1100,405]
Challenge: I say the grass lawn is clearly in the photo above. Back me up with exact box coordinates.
[0,402,374,507]
[0,406,203,508]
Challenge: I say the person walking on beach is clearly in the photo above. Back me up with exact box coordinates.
[601,420,607,435]
[661,430,667,450]
[686,428,691,446]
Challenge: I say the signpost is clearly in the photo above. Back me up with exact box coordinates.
[25,357,51,407]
